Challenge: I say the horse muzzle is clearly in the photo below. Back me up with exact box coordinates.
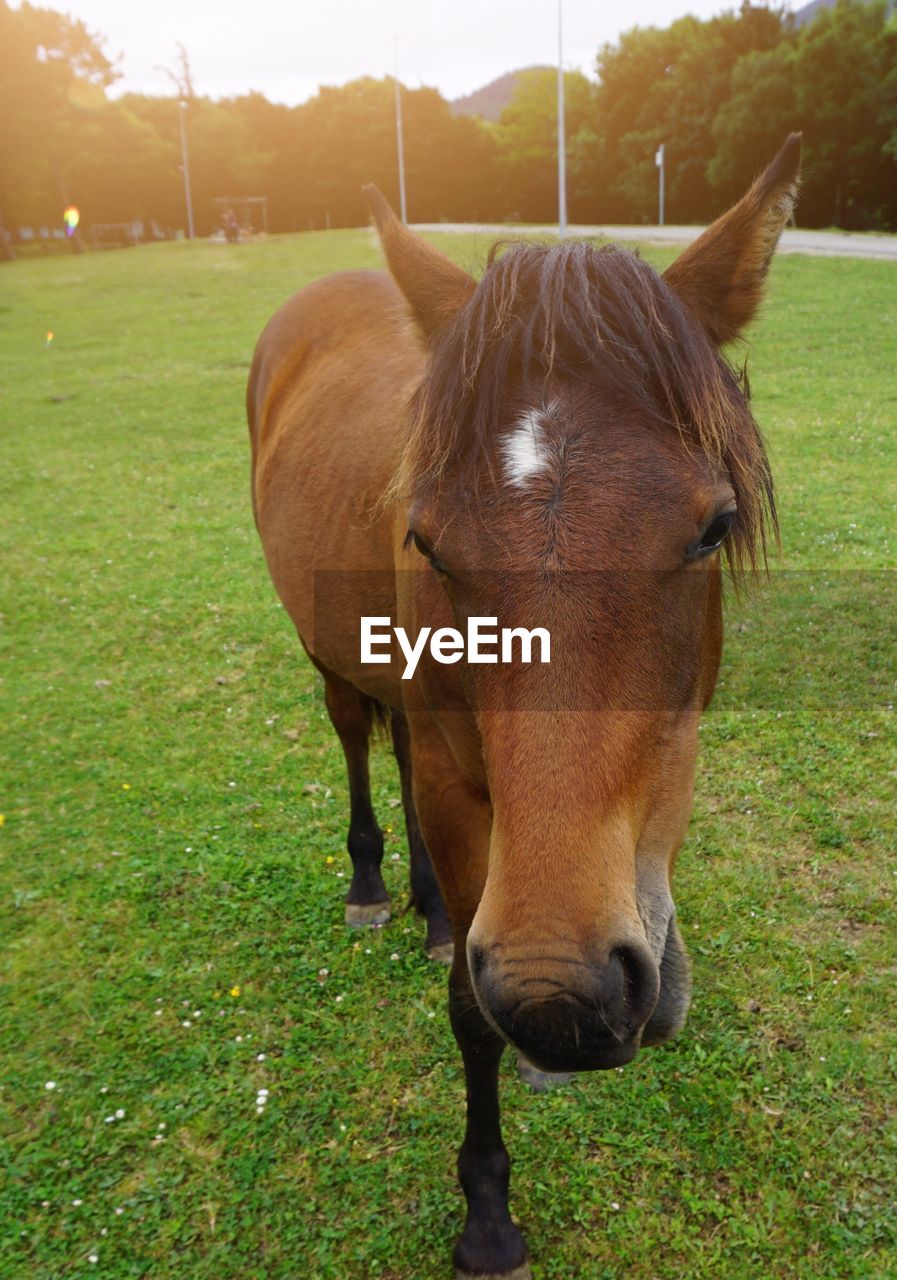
[467,938,662,1073]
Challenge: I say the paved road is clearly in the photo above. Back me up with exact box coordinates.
[412,222,897,260]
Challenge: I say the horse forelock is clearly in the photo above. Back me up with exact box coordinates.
[391,239,775,570]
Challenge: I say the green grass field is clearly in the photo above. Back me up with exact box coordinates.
[1,232,895,1280]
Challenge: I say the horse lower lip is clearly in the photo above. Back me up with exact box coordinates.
[482,998,644,1072]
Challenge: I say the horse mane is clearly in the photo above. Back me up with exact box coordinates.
[391,239,776,570]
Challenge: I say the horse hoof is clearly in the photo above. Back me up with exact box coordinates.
[344,901,391,928]
[427,941,454,966]
[517,1053,573,1093]
[455,1265,532,1280]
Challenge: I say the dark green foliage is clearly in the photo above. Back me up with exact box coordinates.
[587,0,897,229]
[712,1,897,228]
[493,67,595,221]
[580,4,785,223]
[3,0,897,240]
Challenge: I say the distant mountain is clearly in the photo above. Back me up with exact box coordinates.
[793,0,895,23]
[450,67,553,122]
[793,0,837,24]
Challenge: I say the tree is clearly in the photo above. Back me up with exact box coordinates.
[495,68,595,221]
[712,1,897,228]
[794,0,897,227]
[0,0,118,253]
[587,4,786,223]
[710,42,799,205]
[280,77,498,230]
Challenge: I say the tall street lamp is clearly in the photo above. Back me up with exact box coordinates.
[179,100,196,239]
[557,0,567,236]
[394,39,408,224]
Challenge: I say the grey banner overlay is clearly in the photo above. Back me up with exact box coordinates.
[311,571,895,711]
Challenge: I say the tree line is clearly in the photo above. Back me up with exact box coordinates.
[2,0,896,258]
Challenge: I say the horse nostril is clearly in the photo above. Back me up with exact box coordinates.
[600,943,660,1040]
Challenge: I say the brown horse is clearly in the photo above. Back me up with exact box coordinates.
[248,134,801,1279]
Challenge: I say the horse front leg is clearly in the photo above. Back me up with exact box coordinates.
[408,717,530,1279]
[450,953,530,1280]
[389,710,453,962]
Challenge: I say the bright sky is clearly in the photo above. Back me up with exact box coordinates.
[44,0,798,105]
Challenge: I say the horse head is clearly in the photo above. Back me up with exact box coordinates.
[365,136,800,1074]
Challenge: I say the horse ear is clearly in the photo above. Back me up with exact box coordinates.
[362,184,476,341]
[663,133,801,346]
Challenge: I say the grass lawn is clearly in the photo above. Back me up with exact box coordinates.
[1,231,895,1280]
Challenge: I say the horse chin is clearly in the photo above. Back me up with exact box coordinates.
[473,987,644,1074]
[640,916,692,1048]
[516,1034,641,1076]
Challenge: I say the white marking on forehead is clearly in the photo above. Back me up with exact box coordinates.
[501,408,552,489]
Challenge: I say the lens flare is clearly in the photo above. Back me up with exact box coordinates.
[46,331,54,346]
[63,206,80,237]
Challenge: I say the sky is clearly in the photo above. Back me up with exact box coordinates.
[44,0,798,106]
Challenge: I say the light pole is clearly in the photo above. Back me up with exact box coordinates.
[655,143,665,227]
[394,38,408,224]
[179,100,195,239]
[557,0,567,236]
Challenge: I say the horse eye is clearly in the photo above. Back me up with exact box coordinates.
[688,512,736,559]
[410,531,433,559]
[408,530,448,575]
